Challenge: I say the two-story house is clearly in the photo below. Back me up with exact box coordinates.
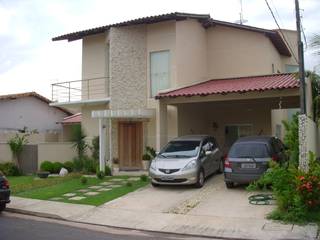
[51,12,300,171]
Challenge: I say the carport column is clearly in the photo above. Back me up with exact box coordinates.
[156,101,168,151]
[99,118,107,172]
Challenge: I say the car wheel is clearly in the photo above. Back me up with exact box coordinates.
[225,182,234,189]
[0,203,6,212]
[217,159,224,173]
[195,169,205,188]
[151,182,159,187]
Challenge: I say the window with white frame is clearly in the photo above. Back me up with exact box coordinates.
[150,50,170,97]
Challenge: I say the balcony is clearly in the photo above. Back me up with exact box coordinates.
[51,77,109,105]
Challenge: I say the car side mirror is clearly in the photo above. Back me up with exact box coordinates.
[205,150,212,156]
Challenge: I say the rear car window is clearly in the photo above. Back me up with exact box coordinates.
[229,143,270,158]
[161,141,200,158]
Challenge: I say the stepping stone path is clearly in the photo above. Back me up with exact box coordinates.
[88,185,102,189]
[49,197,63,201]
[84,191,100,196]
[109,184,122,188]
[100,182,113,186]
[77,189,89,193]
[69,196,86,201]
[110,178,124,182]
[63,193,77,197]
[97,188,112,192]
[127,177,140,181]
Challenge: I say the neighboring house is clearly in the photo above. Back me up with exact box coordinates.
[0,92,72,143]
[51,12,301,171]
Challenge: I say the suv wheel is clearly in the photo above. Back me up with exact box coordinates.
[195,169,205,188]
[0,203,6,212]
[225,182,234,189]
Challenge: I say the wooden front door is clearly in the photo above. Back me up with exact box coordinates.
[118,122,143,170]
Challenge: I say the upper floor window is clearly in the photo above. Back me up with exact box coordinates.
[285,64,299,73]
[150,50,170,97]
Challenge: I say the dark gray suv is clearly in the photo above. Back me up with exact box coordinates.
[0,171,10,212]
[224,136,288,188]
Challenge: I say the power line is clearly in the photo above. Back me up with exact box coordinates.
[264,0,299,64]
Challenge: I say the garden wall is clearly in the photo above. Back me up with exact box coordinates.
[0,143,12,163]
[37,142,77,168]
[0,142,77,170]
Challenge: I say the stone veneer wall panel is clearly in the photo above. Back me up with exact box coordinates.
[109,25,147,110]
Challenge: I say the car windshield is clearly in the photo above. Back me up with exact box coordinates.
[160,140,201,158]
[229,143,269,158]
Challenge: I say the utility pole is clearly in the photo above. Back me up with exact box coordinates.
[295,0,306,114]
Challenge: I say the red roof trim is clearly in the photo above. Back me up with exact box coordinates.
[156,73,299,99]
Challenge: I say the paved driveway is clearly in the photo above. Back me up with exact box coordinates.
[102,173,274,218]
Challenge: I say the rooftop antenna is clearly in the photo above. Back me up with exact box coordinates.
[235,0,248,25]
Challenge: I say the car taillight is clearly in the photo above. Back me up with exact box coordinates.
[2,178,9,189]
[272,155,279,162]
[224,157,232,168]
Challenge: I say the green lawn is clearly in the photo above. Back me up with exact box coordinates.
[8,175,149,206]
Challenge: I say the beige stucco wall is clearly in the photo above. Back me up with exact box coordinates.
[176,19,208,86]
[0,144,12,163]
[82,33,109,100]
[81,104,108,140]
[207,25,284,79]
[279,29,298,68]
[38,142,77,168]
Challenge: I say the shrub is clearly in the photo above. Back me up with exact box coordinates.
[72,157,83,172]
[83,156,98,173]
[126,181,133,187]
[63,161,74,172]
[80,176,87,185]
[105,165,112,176]
[248,154,320,223]
[96,171,105,180]
[52,162,64,174]
[140,174,148,182]
[91,136,99,161]
[0,162,21,176]
[40,161,54,173]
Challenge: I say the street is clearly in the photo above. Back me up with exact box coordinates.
[0,212,212,240]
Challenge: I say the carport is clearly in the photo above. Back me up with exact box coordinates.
[155,73,300,153]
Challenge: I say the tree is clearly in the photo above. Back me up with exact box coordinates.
[71,125,87,159]
[310,34,320,56]
[7,134,28,170]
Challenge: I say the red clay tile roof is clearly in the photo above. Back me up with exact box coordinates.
[52,12,292,57]
[156,73,299,99]
[0,92,72,115]
[61,113,81,124]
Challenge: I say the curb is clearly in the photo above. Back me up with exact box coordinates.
[5,207,65,221]
[5,207,254,240]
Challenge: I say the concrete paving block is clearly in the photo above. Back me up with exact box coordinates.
[77,189,89,193]
[88,185,102,189]
[84,192,99,196]
[69,196,87,201]
[97,188,112,192]
[127,177,140,181]
[62,193,77,197]
[100,182,113,186]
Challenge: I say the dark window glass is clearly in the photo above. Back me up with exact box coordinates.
[229,143,270,158]
[160,141,201,158]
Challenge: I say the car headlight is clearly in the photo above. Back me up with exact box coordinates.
[182,160,197,171]
[150,160,157,170]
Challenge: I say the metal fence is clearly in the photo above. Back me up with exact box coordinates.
[51,77,108,102]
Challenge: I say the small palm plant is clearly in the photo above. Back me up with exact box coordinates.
[71,125,88,159]
[7,134,28,170]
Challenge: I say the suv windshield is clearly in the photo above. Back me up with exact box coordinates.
[160,140,201,158]
[229,143,270,158]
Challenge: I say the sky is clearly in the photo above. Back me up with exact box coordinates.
[0,0,319,98]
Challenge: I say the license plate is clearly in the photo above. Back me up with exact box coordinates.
[161,176,175,181]
[241,163,256,169]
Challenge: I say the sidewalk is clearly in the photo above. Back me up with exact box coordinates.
[6,196,319,240]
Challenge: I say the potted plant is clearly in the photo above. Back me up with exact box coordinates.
[142,153,151,170]
[142,146,156,170]
[37,171,50,179]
